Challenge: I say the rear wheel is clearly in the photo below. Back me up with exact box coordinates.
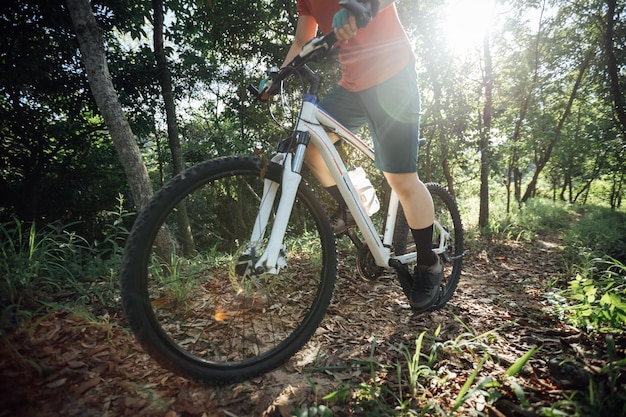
[392,183,464,309]
[121,157,337,383]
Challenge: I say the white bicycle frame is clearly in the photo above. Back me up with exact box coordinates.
[249,93,450,274]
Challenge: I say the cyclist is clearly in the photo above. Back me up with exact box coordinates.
[268,0,442,311]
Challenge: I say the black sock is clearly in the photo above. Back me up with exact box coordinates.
[411,225,437,266]
[325,185,347,208]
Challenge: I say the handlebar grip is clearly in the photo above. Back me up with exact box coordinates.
[339,0,373,28]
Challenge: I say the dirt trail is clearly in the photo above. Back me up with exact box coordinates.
[1,236,615,416]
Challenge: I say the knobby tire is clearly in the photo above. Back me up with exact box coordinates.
[121,157,337,383]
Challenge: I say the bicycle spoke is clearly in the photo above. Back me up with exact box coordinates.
[122,158,336,382]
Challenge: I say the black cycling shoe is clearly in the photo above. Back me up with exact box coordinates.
[330,206,356,235]
[409,257,443,311]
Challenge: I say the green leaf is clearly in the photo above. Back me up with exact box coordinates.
[452,354,487,412]
[322,386,350,403]
[506,346,540,377]
[508,378,530,407]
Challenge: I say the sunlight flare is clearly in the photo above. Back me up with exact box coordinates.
[443,0,496,54]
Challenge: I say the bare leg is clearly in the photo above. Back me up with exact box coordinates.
[304,132,339,188]
[386,171,441,310]
[384,172,434,229]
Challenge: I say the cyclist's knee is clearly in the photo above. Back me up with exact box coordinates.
[384,172,421,196]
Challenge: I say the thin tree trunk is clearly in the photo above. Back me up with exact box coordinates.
[506,0,547,212]
[66,0,173,256]
[152,0,195,256]
[603,0,626,210]
[479,31,493,230]
[430,76,455,197]
[522,50,592,202]
[153,0,184,176]
[604,0,626,144]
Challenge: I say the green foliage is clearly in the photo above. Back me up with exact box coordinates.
[484,196,577,240]
[560,257,626,331]
[484,196,626,266]
[563,205,626,262]
[0,0,132,231]
[150,252,204,310]
[0,196,131,330]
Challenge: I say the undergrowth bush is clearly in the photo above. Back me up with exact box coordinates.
[563,205,626,263]
[487,197,577,240]
[561,256,626,331]
[483,197,626,332]
[0,195,131,330]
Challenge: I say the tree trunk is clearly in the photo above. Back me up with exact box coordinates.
[66,0,173,256]
[66,0,152,210]
[573,152,603,204]
[521,50,592,202]
[430,76,455,197]
[604,0,626,144]
[479,31,493,230]
[506,0,547,212]
[152,0,195,256]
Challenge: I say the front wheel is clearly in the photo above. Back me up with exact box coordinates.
[392,183,464,309]
[121,156,337,383]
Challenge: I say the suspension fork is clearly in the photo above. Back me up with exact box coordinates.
[250,146,307,274]
[250,96,318,274]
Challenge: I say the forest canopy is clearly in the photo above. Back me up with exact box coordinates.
[0,0,624,238]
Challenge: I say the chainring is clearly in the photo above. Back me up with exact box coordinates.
[355,244,385,281]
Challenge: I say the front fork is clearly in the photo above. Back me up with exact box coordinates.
[242,151,303,275]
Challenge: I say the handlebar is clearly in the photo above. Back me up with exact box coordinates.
[248,0,375,100]
[247,31,336,99]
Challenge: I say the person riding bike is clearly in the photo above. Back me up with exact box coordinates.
[266,0,442,311]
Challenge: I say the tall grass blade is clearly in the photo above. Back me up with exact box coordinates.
[452,353,487,412]
[506,346,540,377]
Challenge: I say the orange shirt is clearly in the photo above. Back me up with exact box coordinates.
[296,0,415,91]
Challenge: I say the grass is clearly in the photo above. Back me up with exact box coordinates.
[296,321,540,417]
[0,195,130,331]
[2,191,625,416]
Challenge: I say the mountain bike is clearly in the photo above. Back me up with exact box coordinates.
[121,1,464,384]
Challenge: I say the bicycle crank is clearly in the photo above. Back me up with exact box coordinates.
[356,245,384,281]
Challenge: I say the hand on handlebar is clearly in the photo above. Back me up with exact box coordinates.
[256,67,280,101]
[333,0,379,42]
[249,1,380,101]
[332,9,359,43]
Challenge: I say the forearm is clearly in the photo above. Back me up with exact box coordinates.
[281,42,305,67]
[282,15,318,67]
